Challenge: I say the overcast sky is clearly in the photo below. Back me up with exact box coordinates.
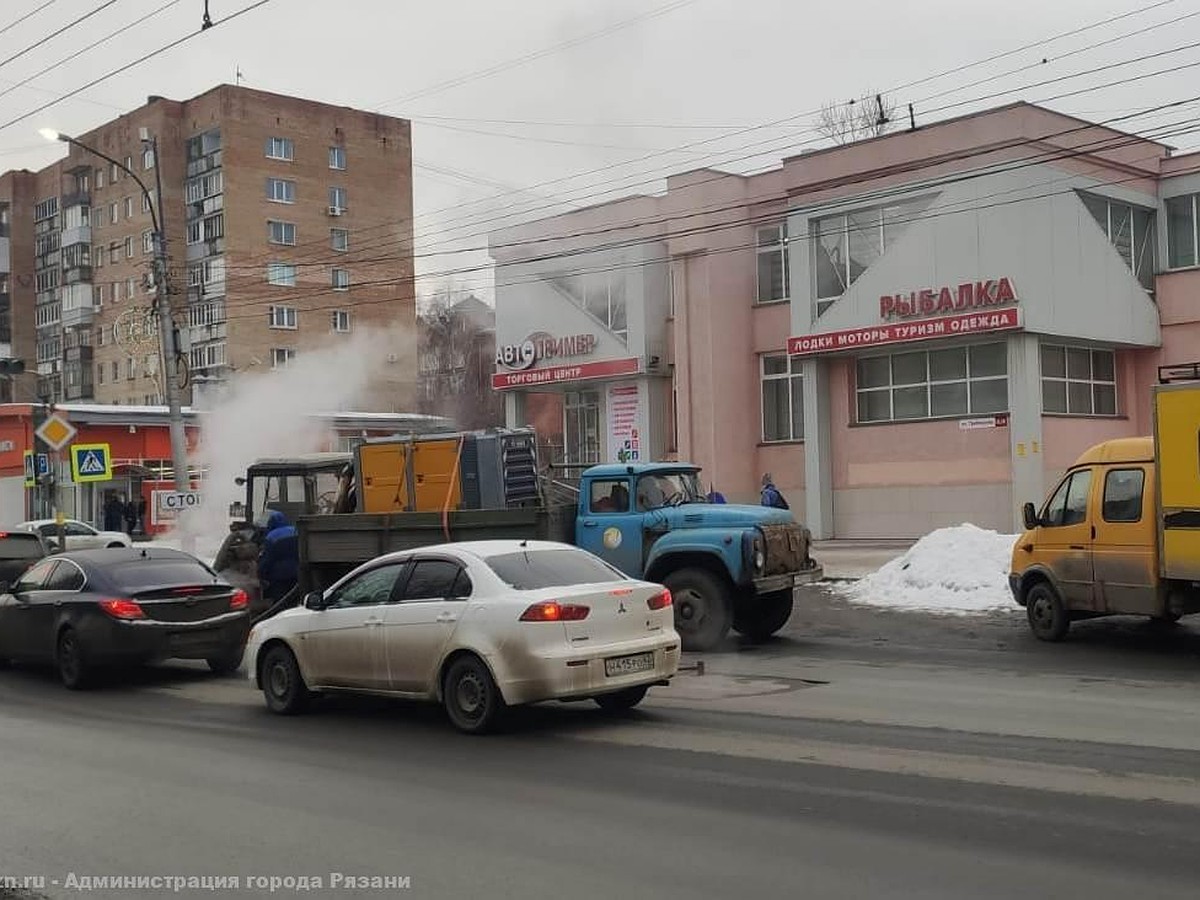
[2,0,1198,301]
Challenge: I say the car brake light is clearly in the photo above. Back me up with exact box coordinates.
[99,598,145,620]
[519,602,590,622]
[230,589,250,611]
[647,588,672,611]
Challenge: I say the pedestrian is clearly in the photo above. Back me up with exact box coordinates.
[136,496,147,535]
[123,498,138,536]
[760,473,789,510]
[103,494,123,532]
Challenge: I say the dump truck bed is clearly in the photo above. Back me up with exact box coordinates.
[1154,379,1200,581]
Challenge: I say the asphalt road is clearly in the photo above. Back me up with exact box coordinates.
[2,591,1199,900]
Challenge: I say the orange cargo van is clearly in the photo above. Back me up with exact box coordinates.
[1009,364,1200,641]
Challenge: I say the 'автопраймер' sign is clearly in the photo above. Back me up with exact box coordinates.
[787,307,1021,357]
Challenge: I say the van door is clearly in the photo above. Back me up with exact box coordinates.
[1036,468,1098,611]
[1092,465,1159,615]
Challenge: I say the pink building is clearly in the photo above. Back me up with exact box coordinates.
[489,102,1200,538]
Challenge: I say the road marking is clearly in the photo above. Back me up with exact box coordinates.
[563,723,1200,807]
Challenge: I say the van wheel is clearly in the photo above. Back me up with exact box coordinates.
[664,568,732,652]
[1026,583,1069,642]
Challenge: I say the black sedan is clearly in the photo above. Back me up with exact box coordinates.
[0,547,250,689]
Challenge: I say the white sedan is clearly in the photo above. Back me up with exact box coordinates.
[17,519,132,551]
[245,540,680,733]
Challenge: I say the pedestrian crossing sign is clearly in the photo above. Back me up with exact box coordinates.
[70,443,113,483]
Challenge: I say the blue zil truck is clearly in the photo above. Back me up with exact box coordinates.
[216,454,823,651]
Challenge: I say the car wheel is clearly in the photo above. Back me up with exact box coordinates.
[260,645,311,715]
[106,542,125,549]
[57,628,92,690]
[594,684,649,713]
[1026,583,1070,642]
[733,589,794,642]
[206,647,244,676]
[664,568,732,652]
[443,655,505,735]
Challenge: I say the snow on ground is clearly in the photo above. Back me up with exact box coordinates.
[837,523,1020,615]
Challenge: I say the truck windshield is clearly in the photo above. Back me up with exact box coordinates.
[636,471,707,510]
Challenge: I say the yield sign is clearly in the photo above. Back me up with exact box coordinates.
[35,412,77,451]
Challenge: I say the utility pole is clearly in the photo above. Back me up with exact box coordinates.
[41,127,194,552]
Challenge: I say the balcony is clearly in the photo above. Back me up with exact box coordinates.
[61,224,92,248]
[61,304,94,329]
[62,189,90,209]
[63,265,93,285]
[64,344,93,365]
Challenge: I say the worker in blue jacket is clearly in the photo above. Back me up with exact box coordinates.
[760,473,790,510]
[257,510,299,603]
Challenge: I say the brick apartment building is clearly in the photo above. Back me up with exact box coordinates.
[0,85,415,410]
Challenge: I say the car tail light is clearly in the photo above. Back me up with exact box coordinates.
[230,589,250,611]
[519,602,590,622]
[647,588,672,611]
[99,598,145,620]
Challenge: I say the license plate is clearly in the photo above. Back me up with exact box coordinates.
[604,652,654,677]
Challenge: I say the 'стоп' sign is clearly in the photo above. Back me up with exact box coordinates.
[787,308,1021,357]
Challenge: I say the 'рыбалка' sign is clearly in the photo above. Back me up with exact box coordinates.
[880,277,1017,320]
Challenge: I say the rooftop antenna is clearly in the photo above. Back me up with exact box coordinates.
[235,65,244,86]
[201,0,213,29]
[908,103,917,132]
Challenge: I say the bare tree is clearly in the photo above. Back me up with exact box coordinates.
[816,92,898,145]
[416,288,504,430]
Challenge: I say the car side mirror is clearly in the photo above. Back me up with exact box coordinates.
[304,590,326,610]
[1022,502,1040,531]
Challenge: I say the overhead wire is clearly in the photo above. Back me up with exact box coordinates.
[0,1,58,39]
[0,0,120,75]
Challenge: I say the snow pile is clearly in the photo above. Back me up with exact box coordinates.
[839,524,1020,615]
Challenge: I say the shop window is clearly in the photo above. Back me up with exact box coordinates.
[547,272,627,342]
[756,224,788,304]
[564,390,601,466]
[761,353,804,442]
[856,343,1008,424]
[1166,194,1198,269]
[1078,192,1155,290]
[813,194,936,316]
[1041,344,1117,416]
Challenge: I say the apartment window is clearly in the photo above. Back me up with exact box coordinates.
[126,278,137,301]
[329,186,347,212]
[761,354,804,442]
[96,363,104,386]
[856,343,1008,423]
[203,213,224,242]
[332,310,350,333]
[109,163,118,182]
[123,155,133,173]
[1041,344,1117,416]
[126,357,136,380]
[271,347,296,369]
[329,146,346,170]
[756,224,789,304]
[266,178,295,203]
[96,317,105,342]
[142,231,155,254]
[1166,194,1199,269]
[142,190,155,213]
[95,245,105,268]
[108,202,118,225]
[330,228,349,252]
[1079,192,1154,291]
[268,220,297,245]
[265,136,294,161]
[813,195,935,315]
[95,168,105,189]
[269,305,298,329]
[267,263,297,287]
[62,204,90,229]
[142,147,155,170]
[108,240,120,261]
[331,268,350,291]
[110,360,118,382]
[123,197,133,219]
[187,221,201,245]
[122,236,133,259]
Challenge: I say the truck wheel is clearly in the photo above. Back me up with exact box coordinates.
[1026,583,1070,642]
[664,568,731,652]
[734,589,794,642]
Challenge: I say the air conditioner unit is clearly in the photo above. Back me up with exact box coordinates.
[328,206,343,216]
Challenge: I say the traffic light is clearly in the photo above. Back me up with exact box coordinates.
[0,358,25,376]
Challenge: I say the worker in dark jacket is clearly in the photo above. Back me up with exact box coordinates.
[258,510,299,603]
[760,473,790,510]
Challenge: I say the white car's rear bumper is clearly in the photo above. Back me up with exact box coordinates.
[493,633,681,706]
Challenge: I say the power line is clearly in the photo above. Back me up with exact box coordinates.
[0,1,120,74]
[372,0,703,110]
[0,0,185,108]
[0,0,272,135]
[0,0,58,39]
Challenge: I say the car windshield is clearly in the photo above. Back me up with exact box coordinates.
[636,471,708,510]
[485,548,625,590]
[108,558,221,591]
[0,533,45,559]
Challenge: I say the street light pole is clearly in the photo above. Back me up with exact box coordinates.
[41,129,192,548]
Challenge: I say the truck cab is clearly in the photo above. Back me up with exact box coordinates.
[576,463,822,649]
